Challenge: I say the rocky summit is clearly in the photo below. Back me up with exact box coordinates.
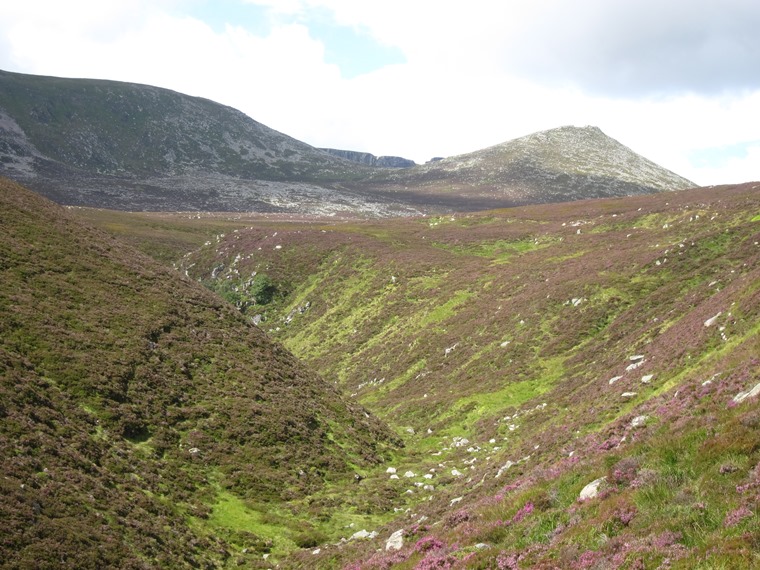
[361,125,695,205]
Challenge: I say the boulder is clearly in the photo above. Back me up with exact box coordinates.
[386,529,404,551]
[630,415,648,428]
[704,312,722,327]
[579,477,606,501]
[733,382,760,405]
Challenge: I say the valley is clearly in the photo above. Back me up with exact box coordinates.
[69,181,760,568]
[0,69,758,569]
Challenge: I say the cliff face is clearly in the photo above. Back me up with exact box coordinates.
[320,147,416,168]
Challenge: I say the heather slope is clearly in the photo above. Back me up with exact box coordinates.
[184,182,760,568]
[0,178,398,568]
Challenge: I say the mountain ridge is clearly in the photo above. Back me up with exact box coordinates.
[0,69,695,216]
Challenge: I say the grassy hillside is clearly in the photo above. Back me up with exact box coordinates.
[184,182,760,568]
[0,178,398,568]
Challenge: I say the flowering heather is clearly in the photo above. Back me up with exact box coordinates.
[651,530,682,549]
[496,552,519,569]
[10,178,760,569]
[610,457,640,486]
[444,509,471,528]
[509,501,535,525]
[575,550,599,569]
[614,505,637,526]
[724,505,753,527]
[413,553,459,570]
[414,536,446,553]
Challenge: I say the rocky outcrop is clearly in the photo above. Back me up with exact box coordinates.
[376,155,416,168]
[320,148,415,168]
[319,148,377,166]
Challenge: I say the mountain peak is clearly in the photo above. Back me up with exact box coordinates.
[368,124,694,206]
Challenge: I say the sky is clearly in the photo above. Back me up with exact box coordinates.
[1,0,759,186]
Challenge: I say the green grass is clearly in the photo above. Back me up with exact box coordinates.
[208,490,297,554]
[418,289,473,327]
[7,177,760,569]
[438,356,564,436]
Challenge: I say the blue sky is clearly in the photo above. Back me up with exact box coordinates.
[0,0,759,185]
[185,1,405,78]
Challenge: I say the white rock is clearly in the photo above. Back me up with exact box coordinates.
[630,415,648,428]
[496,460,514,478]
[629,354,645,361]
[626,360,645,372]
[389,474,399,480]
[579,477,606,501]
[386,467,397,474]
[312,548,321,555]
[423,484,434,491]
[641,374,654,384]
[451,469,463,477]
[621,392,637,399]
[404,471,416,478]
[386,529,404,551]
[608,376,623,385]
[733,382,760,405]
[704,312,722,327]
[350,529,375,540]
[450,496,463,506]
[423,473,434,479]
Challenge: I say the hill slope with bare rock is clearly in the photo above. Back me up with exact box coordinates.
[1,69,694,216]
[363,125,695,205]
